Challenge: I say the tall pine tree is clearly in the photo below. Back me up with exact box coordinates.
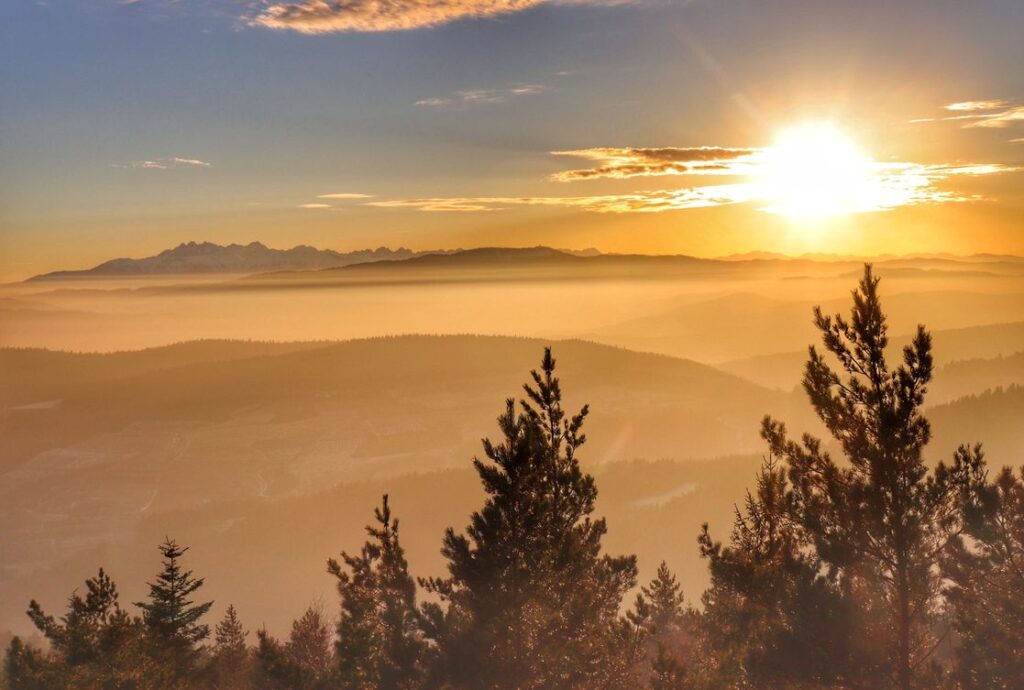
[421,348,638,690]
[762,264,986,690]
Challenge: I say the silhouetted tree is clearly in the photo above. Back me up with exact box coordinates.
[329,495,425,690]
[136,538,214,686]
[698,456,861,688]
[4,637,53,690]
[762,265,987,690]
[943,458,1024,689]
[628,563,696,688]
[209,605,252,690]
[7,569,145,689]
[256,605,333,690]
[420,348,638,690]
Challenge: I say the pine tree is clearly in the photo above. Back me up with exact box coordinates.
[943,459,1024,689]
[698,456,860,688]
[329,495,424,690]
[8,569,145,689]
[421,348,638,690]
[762,264,987,690]
[629,563,694,690]
[210,605,251,690]
[135,538,214,685]
[256,605,333,690]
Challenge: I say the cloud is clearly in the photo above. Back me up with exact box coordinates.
[550,146,760,181]
[945,100,1008,112]
[317,192,373,199]
[300,203,332,209]
[252,0,553,34]
[1011,138,1024,145]
[964,105,1024,129]
[115,157,212,170]
[366,160,1013,215]
[416,84,546,108]
[913,100,1024,129]
[368,185,755,213]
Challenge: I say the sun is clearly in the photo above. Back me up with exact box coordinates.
[757,123,875,219]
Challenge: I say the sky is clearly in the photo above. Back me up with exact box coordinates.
[1,0,1023,280]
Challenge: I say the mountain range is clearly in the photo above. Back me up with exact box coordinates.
[28,243,1024,284]
[27,242,451,280]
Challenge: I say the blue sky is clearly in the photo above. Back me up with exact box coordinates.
[2,0,1023,278]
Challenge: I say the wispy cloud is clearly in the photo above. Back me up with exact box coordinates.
[912,99,1024,129]
[945,100,1008,112]
[550,146,760,181]
[416,84,547,108]
[317,192,373,199]
[368,186,755,213]
[368,157,1013,215]
[252,0,544,33]
[300,203,332,209]
[114,156,212,170]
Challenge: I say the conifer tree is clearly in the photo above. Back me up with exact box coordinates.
[421,348,638,690]
[256,605,333,690]
[210,605,251,690]
[12,569,144,689]
[629,563,694,690]
[698,456,860,688]
[762,265,987,690]
[943,459,1024,688]
[135,538,214,685]
[329,495,424,690]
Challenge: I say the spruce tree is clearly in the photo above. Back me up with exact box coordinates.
[210,605,250,690]
[421,348,638,690]
[762,264,987,690]
[329,495,424,690]
[135,538,213,684]
[629,563,694,690]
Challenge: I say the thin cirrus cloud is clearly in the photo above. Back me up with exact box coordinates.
[416,84,547,108]
[365,150,1013,215]
[253,0,554,34]
[317,192,374,199]
[367,186,755,213]
[114,157,212,170]
[549,147,761,182]
[911,100,1024,129]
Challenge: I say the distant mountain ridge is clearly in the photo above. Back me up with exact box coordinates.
[28,242,1024,283]
[27,242,453,281]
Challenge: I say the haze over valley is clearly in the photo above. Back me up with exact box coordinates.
[2,246,1022,639]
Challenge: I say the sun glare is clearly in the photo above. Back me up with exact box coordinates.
[757,124,875,219]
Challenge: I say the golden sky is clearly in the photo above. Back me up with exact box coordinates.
[2,0,1023,280]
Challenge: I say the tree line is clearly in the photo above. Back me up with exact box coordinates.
[4,266,1022,690]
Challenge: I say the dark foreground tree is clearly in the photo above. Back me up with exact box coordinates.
[209,605,252,690]
[329,495,425,690]
[6,569,144,690]
[420,348,638,690]
[943,460,1024,689]
[256,605,333,690]
[762,265,987,690]
[698,457,862,689]
[136,538,214,686]
[628,562,697,689]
